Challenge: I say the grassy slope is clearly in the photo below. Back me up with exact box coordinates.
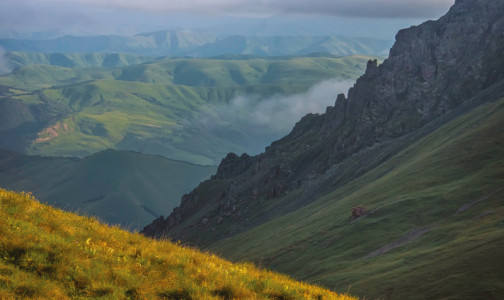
[0,189,353,299]
[0,56,372,91]
[210,97,504,299]
[0,150,216,230]
[0,56,373,165]
[0,64,117,91]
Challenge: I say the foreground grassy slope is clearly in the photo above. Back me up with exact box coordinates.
[0,189,353,299]
[209,97,504,299]
[0,150,216,230]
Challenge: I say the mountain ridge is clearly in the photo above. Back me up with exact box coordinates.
[141,1,504,298]
[143,0,504,240]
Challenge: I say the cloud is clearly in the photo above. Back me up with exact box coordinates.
[6,0,454,19]
[228,79,354,133]
[189,79,355,155]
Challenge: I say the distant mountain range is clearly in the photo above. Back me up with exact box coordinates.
[0,30,392,57]
[0,149,216,229]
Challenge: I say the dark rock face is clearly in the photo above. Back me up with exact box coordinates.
[212,153,254,180]
[142,0,504,244]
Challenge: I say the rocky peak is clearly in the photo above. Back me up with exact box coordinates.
[142,0,504,243]
[212,152,254,180]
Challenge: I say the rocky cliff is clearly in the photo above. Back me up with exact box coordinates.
[142,0,504,245]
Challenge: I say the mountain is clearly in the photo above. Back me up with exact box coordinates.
[0,30,216,56]
[142,0,504,299]
[0,149,216,229]
[0,31,391,57]
[0,189,353,299]
[189,35,392,57]
[0,56,373,165]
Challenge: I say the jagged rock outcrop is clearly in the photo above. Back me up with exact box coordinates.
[142,0,504,244]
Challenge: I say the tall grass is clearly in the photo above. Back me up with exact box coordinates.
[0,188,354,299]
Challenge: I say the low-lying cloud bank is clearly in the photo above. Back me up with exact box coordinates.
[224,79,354,134]
[189,79,354,155]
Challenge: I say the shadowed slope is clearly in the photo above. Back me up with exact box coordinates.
[0,149,216,229]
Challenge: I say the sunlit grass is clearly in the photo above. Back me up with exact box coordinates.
[0,188,355,299]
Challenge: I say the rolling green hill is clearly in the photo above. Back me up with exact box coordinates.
[0,64,116,91]
[0,55,373,164]
[5,52,158,69]
[0,55,371,91]
[0,149,216,229]
[0,188,353,299]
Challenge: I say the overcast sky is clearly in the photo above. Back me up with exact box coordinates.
[0,0,455,38]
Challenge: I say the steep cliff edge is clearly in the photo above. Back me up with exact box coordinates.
[142,0,504,248]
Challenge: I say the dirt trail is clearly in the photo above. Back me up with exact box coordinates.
[365,226,433,258]
[365,190,500,259]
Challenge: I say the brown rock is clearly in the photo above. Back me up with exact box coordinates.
[351,206,368,220]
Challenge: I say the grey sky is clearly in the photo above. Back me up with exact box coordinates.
[14,0,454,18]
[0,0,455,38]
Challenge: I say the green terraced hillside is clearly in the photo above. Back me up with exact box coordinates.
[0,55,374,164]
[5,52,158,69]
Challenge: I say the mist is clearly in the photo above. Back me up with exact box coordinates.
[188,79,354,155]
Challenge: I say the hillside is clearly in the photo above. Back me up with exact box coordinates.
[210,96,504,299]
[0,149,216,229]
[0,189,352,299]
[142,0,504,298]
[5,52,158,69]
[0,56,373,165]
[0,55,372,91]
